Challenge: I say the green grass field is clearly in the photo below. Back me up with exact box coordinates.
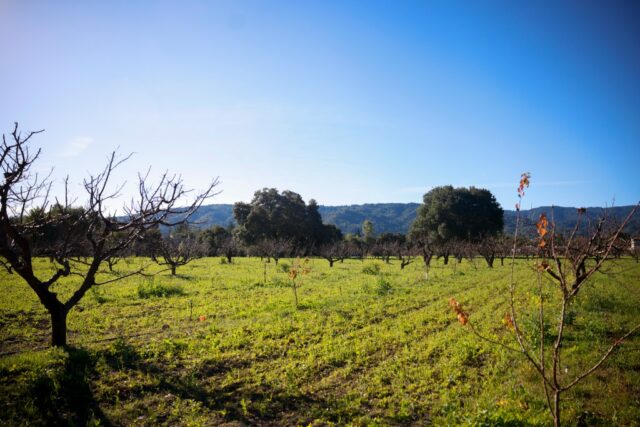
[1,257,639,426]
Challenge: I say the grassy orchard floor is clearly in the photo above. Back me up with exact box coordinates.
[0,257,639,426]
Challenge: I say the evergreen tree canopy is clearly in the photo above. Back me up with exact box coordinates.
[233,188,342,247]
[410,186,503,244]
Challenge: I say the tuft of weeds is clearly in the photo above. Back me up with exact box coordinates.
[90,286,109,304]
[278,262,291,273]
[137,279,185,299]
[362,262,382,275]
[374,276,393,295]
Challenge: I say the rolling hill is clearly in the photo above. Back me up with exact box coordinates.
[185,203,639,236]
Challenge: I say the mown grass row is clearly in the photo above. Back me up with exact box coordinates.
[1,257,639,425]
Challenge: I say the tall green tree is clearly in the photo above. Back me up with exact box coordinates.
[233,188,341,249]
[410,186,503,263]
[362,219,374,243]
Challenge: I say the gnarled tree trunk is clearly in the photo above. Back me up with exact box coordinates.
[50,305,68,347]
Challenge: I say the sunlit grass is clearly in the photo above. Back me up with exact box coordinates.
[1,257,638,425]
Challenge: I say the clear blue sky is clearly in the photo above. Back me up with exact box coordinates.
[1,0,639,210]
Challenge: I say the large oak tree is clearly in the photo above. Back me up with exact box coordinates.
[233,188,341,250]
[410,186,503,263]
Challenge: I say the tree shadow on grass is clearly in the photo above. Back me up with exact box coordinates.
[30,346,112,427]
[99,340,352,425]
[14,339,357,425]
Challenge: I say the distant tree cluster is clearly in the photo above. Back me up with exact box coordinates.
[139,185,513,270]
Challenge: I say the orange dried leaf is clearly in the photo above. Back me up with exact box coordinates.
[517,172,531,197]
[536,213,549,248]
[450,297,469,325]
[535,261,550,272]
[457,312,469,326]
[536,213,548,235]
[199,315,206,322]
[503,313,514,329]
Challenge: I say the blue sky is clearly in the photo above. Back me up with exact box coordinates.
[1,0,638,210]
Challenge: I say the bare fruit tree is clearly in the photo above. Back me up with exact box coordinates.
[319,241,348,267]
[0,123,218,347]
[452,173,640,427]
[256,237,294,265]
[151,224,206,275]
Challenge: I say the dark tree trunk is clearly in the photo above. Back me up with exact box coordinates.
[226,254,232,263]
[423,253,432,266]
[484,256,494,268]
[171,265,177,275]
[50,306,68,347]
[329,259,334,267]
[443,254,449,265]
[577,261,586,278]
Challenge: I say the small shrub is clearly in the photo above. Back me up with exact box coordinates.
[374,277,393,295]
[362,262,381,275]
[137,280,185,299]
[219,257,228,264]
[279,262,291,273]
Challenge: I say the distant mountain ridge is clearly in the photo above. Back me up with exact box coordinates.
[317,203,421,235]
[503,205,640,236]
[186,203,639,236]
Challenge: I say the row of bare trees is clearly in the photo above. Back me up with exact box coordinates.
[135,225,640,275]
